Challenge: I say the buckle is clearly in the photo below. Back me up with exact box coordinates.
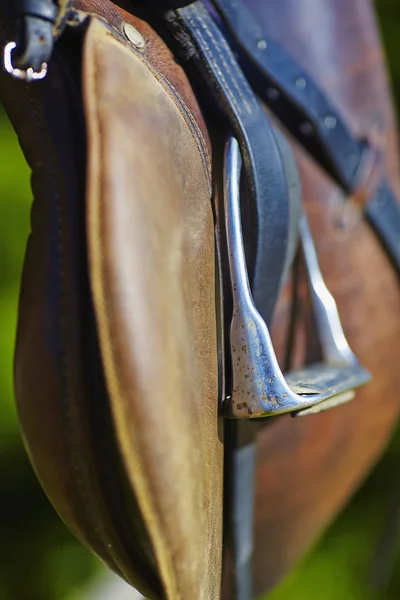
[3,41,47,82]
[221,136,371,419]
[1,1,68,80]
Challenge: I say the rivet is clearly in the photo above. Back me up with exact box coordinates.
[299,121,314,137]
[324,114,337,129]
[257,40,267,50]
[266,87,280,101]
[123,23,146,50]
[295,77,307,90]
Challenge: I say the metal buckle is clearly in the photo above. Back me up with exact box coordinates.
[222,136,371,419]
[3,42,47,82]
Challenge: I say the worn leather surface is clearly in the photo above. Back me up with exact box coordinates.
[84,17,222,600]
[1,0,400,598]
[0,16,165,600]
[245,0,400,594]
[74,0,212,158]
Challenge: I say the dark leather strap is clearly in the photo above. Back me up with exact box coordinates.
[209,0,400,275]
[211,0,363,190]
[14,0,58,21]
[365,181,400,270]
[222,420,258,600]
[169,1,290,323]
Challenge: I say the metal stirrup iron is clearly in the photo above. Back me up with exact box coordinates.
[222,136,371,419]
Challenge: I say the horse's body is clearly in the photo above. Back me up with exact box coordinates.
[0,1,399,598]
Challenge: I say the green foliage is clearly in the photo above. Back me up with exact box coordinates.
[376,0,400,113]
[263,434,400,600]
[0,105,30,445]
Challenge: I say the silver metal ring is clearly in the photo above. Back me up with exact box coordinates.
[3,41,47,82]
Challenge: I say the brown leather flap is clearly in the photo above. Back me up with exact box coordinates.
[83,17,223,600]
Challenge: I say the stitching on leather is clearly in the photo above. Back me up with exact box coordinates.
[56,50,162,591]
[87,23,221,600]
[26,93,91,525]
[186,17,239,114]
[0,33,155,589]
[83,60,160,595]
[137,53,212,191]
[0,29,117,565]
[188,8,254,116]
[88,30,180,600]
[27,89,105,552]
[103,29,212,193]
[196,12,252,113]
[76,14,212,194]
[53,50,124,559]
[0,11,107,556]
[156,71,212,189]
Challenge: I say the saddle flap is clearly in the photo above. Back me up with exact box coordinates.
[83,17,223,599]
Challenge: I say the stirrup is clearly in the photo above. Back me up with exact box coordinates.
[221,137,371,419]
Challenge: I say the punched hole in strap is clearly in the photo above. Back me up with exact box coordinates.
[221,136,371,419]
[348,139,385,209]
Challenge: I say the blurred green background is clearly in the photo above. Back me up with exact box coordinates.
[1,2,400,599]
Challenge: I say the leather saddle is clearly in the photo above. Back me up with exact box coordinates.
[1,1,400,599]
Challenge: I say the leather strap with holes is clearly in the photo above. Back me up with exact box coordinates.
[210,0,400,273]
